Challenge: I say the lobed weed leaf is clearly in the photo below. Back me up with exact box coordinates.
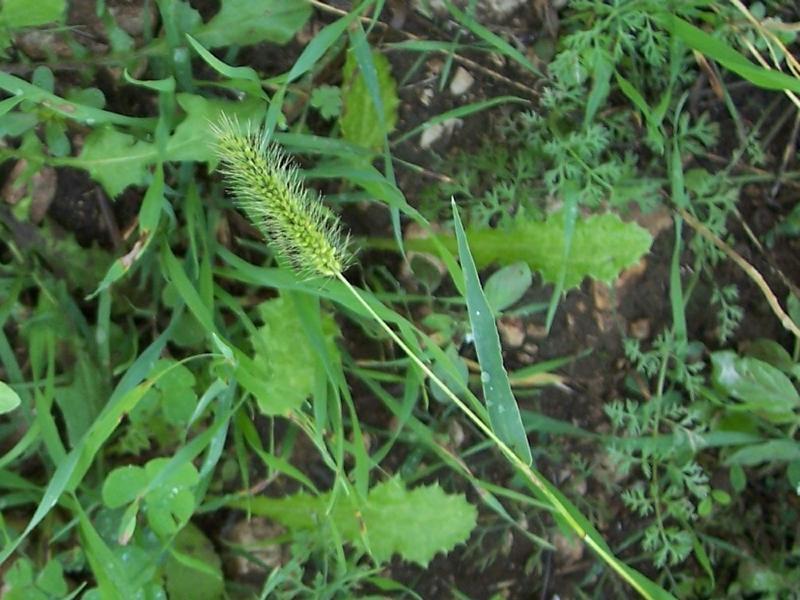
[405,211,653,288]
[227,477,477,567]
[77,128,154,198]
[193,0,311,48]
[247,296,337,416]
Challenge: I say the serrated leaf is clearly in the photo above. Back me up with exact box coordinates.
[78,127,153,197]
[167,93,263,164]
[229,477,476,567]
[310,85,342,120]
[406,211,653,288]
[247,296,336,416]
[340,49,399,151]
[359,478,477,565]
[193,0,311,48]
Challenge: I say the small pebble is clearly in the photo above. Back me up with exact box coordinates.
[419,118,462,149]
[629,318,651,340]
[497,317,525,347]
[449,66,475,96]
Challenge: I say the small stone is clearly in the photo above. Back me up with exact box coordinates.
[448,420,465,449]
[15,31,72,60]
[591,281,612,312]
[566,313,576,330]
[594,451,629,485]
[522,342,539,355]
[552,532,584,564]
[616,258,648,290]
[634,205,673,237]
[591,282,615,332]
[571,477,587,496]
[109,1,156,37]
[420,87,435,107]
[497,317,525,347]
[419,118,462,149]
[526,324,548,339]
[449,66,475,96]
[426,58,444,77]
[224,518,285,576]
[478,0,527,19]
[629,318,651,340]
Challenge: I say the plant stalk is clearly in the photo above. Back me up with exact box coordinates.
[336,272,657,599]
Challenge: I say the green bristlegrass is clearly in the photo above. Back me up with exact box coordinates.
[212,116,671,600]
[213,115,350,279]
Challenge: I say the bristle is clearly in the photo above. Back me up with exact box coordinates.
[212,116,350,278]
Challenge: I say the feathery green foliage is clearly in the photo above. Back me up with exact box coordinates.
[213,116,349,278]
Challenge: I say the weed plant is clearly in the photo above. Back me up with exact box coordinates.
[0,0,798,598]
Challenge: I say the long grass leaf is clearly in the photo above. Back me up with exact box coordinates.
[443,1,541,76]
[451,200,532,464]
[665,15,800,93]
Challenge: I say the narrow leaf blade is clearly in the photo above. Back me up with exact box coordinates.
[451,200,532,464]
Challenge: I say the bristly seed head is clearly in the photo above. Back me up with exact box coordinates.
[212,114,350,278]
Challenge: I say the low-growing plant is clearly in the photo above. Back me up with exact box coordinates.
[1,0,799,598]
[211,116,668,597]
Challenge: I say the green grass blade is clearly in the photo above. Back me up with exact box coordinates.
[664,15,800,93]
[73,500,134,599]
[265,0,369,136]
[392,96,528,145]
[442,1,541,76]
[349,22,405,257]
[0,72,155,128]
[161,244,218,337]
[451,200,532,464]
[669,100,688,343]
[545,186,579,332]
[185,33,262,85]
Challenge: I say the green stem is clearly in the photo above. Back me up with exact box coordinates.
[335,272,657,599]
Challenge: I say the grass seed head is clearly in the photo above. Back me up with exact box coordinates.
[213,115,349,278]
